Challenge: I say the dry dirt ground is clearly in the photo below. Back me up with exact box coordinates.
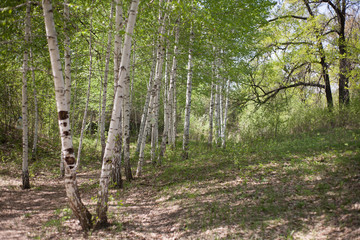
[1,162,360,240]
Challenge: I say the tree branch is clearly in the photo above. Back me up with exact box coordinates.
[268,15,308,22]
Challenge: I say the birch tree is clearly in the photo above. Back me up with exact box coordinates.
[100,3,115,159]
[182,27,194,160]
[22,0,31,189]
[60,0,71,177]
[150,0,167,164]
[42,0,92,230]
[169,19,179,149]
[111,0,124,187]
[30,49,39,161]
[208,81,214,146]
[136,46,156,154]
[97,0,139,225]
[221,78,230,148]
[77,10,93,167]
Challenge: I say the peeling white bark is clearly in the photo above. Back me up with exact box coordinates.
[100,3,115,159]
[97,0,139,225]
[182,27,194,159]
[42,0,92,230]
[22,0,31,189]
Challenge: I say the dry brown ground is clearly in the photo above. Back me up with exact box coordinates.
[1,163,359,240]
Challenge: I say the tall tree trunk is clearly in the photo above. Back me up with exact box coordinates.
[221,79,230,148]
[77,13,93,167]
[208,81,214,147]
[61,0,71,177]
[182,28,194,160]
[30,49,39,161]
[111,0,124,186]
[158,43,170,164]
[136,45,156,154]
[100,3,115,159]
[150,0,167,164]
[337,1,349,106]
[170,21,180,149]
[42,0,92,231]
[22,0,31,190]
[97,0,139,225]
[111,112,123,188]
[303,0,333,109]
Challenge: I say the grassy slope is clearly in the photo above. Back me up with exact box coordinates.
[1,127,359,239]
[144,128,360,239]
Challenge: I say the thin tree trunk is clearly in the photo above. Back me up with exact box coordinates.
[150,0,167,163]
[136,95,153,177]
[208,81,214,146]
[97,0,139,225]
[100,3,115,159]
[111,0,124,186]
[111,112,123,188]
[158,43,170,164]
[221,79,229,148]
[136,45,156,154]
[302,0,333,109]
[42,0,92,230]
[22,0,31,189]
[170,21,179,149]
[182,27,194,160]
[29,48,39,161]
[77,13,93,167]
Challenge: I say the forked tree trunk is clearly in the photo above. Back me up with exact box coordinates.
[100,3,115,159]
[42,0,92,231]
[77,13,93,167]
[302,0,333,109]
[182,28,194,160]
[22,0,31,189]
[97,0,139,225]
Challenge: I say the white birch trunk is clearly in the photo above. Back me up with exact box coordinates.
[61,0,71,177]
[42,0,92,230]
[158,44,170,164]
[214,58,221,146]
[136,95,153,177]
[114,0,123,90]
[112,0,124,186]
[97,0,139,225]
[77,14,93,167]
[208,81,214,146]
[170,21,179,149]
[219,79,224,143]
[30,49,39,161]
[150,0,167,163]
[221,79,230,148]
[136,45,156,154]
[100,3,115,159]
[182,28,194,160]
[111,111,123,188]
[22,0,31,189]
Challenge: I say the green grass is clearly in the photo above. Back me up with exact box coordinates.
[146,127,360,238]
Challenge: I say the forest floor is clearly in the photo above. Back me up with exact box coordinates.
[1,128,360,239]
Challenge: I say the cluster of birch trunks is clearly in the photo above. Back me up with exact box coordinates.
[18,0,231,230]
